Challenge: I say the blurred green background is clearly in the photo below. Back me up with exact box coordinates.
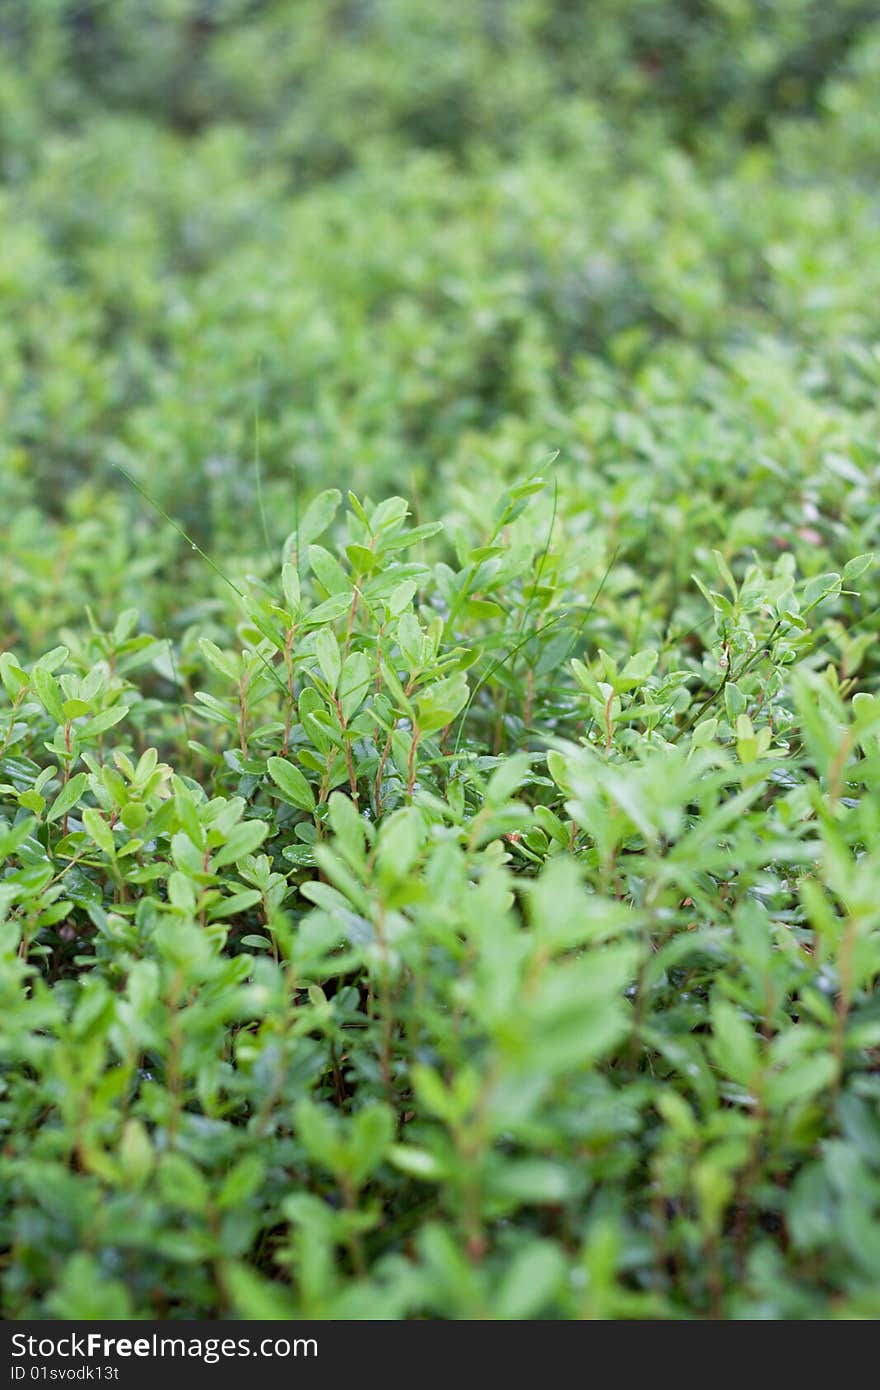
[2,0,880,651]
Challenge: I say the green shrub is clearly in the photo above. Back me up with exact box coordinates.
[2,0,880,1322]
[2,473,879,1318]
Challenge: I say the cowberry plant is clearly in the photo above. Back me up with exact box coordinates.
[2,470,879,1319]
[4,0,880,1324]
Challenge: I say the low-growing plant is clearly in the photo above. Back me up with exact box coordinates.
[3,0,880,1324]
[2,470,878,1319]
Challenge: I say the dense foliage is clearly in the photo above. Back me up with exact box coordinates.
[2,1,880,1320]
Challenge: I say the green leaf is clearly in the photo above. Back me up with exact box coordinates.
[377,807,423,879]
[314,628,341,693]
[157,1154,210,1214]
[120,802,148,830]
[338,651,371,722]
[485,752,532,804]
[384,521,443,551]
[199,638,240,682]
[267,756,317,812]
[0,652,28,697]
[842,553,873,583]
[348,1105,395,1186]
[388,580,417,616]
[765,1054,837,1109]
[295,488,342,549]
[388,1145,447,1181]
[620,648,658,686]
[79,706,129,739]
[415,674,469,735]
[62,699,91,720]
[82,808,117,858]
[495,1241,566,1319]
[346,542,378,574]
[32,665,66,723]
[295,1099,345,1176]
[309,544,350,596]
[119,1120,154,1188]
[710,997,761,1088]
[412,1066,454,1122]
[217,1155,265,1211]
[46,773,88,824]
[327,791,366,861]
[396,612,423,671]
[281,561,301,614]
[211,819,269,868]
[222,1264,297,1320]
[801,573,841,611]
